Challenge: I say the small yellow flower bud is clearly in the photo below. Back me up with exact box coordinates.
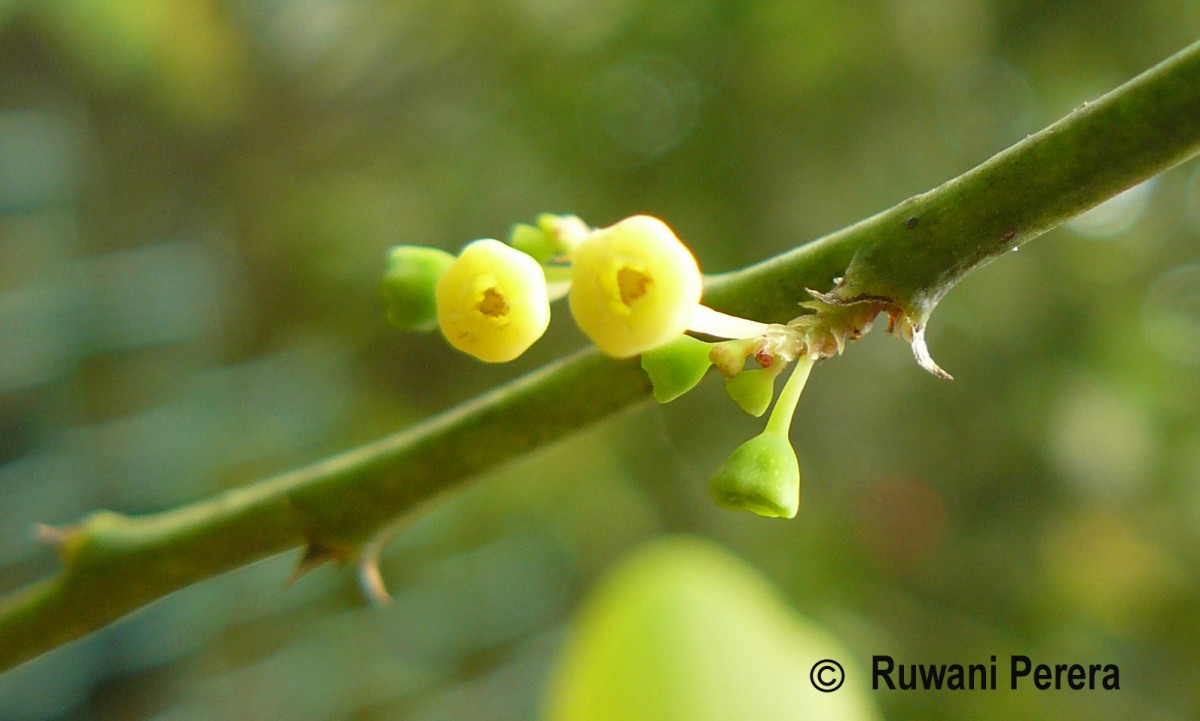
[436,239,550,363]
[568,215,702,358]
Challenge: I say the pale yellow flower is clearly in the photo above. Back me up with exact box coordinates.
[436,239,550,363]
[568,215,703,358]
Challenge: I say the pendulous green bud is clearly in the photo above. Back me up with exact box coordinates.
[640,334,714,403]
[381,245,456,331]
[709,431,801,519]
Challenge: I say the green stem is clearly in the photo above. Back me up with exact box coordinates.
[4,39,1200,674]
[764,357,815,436]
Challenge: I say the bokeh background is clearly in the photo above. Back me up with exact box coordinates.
[3,1,1200,719]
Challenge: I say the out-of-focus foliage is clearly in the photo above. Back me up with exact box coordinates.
[1,1,1199,720]
[545,537,880,721]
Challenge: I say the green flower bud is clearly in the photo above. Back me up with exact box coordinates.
[640,334,714,403]
[509,222,558,265]
[569,215,702,358]
[380,245,456,331]
[436,239,551,363]
[724,367,780,417]
[537,213,592,254]
[510,214,592,266]
[709,431,801,519]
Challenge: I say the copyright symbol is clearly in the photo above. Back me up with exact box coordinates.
[810,659,844,692]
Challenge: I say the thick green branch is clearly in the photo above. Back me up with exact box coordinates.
[4,40,1200,674]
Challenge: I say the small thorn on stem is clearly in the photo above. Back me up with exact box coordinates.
[357,535,393,606]
[286,541,347,586]
[910,324,953,380]
[35,523,70,550]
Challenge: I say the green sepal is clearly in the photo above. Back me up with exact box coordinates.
[724,368,779,417]
[381,245,455,331]
[640,335,713,403]
[709,431,800,519]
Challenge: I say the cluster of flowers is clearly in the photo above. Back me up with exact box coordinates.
[381,214,820,519]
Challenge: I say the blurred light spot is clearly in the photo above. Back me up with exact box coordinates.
[263,0,354,72]
[1047,379,1156,499]
[1040,509,1191,633]
[937,57,1038,160]
[1067,180,1153,239]
[743,2,862,96]
[0,285,75,392]
[85,243,228,352]
[1142,264,1200,366]
[513,0,635,51]
[35,2,247,124]
[0,110,82,212]
[259,0,395,99]
[888,0,994,77]
[577,56,700,166]
[854,475,947,575]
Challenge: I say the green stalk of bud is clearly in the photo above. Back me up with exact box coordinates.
[381,245,456,331]
[709,357,814,519]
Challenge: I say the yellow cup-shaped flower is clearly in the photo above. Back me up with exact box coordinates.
[436,239,550,363]
[569,215,702,358]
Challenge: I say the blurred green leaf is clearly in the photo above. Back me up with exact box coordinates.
[545,536,881,721]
